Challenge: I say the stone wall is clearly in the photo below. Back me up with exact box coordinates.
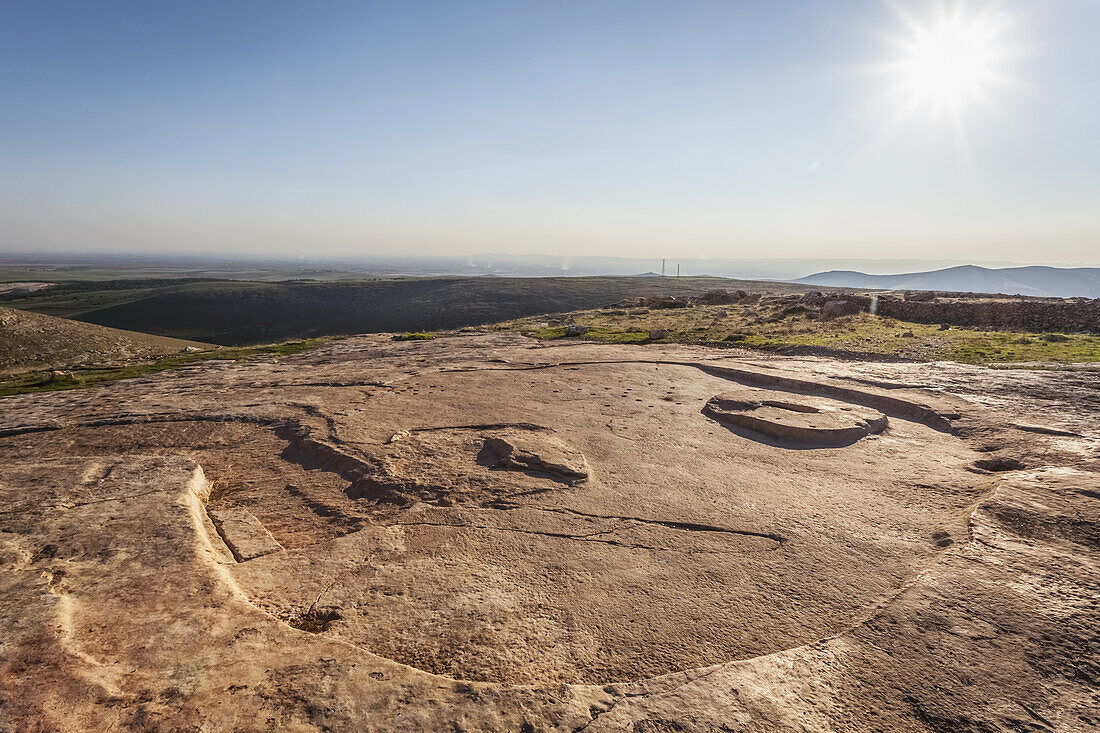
[839,294,1100,334]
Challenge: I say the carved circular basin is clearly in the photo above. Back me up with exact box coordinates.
[703,389,888,446]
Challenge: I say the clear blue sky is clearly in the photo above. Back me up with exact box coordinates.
[1,1,1097,263]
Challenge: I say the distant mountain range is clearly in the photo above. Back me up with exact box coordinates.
[795,265,1100,299]
[4,253,1099,296]
[0,252,1034,282]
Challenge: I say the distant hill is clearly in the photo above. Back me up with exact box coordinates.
[795,265,1100,298]
[0,305,212,374]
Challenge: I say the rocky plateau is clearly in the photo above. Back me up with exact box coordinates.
[0,332,1097,731]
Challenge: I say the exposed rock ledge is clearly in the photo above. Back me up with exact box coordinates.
[0,333,1096,731]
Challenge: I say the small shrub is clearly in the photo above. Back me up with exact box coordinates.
[287,607,341,633]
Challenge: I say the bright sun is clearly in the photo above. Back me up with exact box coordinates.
[884,3,1016,118]
[902,18,996,106]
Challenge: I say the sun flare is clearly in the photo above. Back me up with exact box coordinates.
[884,2,1017,118]
[902,18,997,106]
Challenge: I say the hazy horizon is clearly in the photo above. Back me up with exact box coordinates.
[4,251,1099,284]
[2,1,1098,264]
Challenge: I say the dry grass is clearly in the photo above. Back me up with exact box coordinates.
[490,304,1100,365]
[0,337,337,398]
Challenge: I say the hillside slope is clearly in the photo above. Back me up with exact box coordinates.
[0,305,212,374]
[796,265,1100,298]
[5,276,810,345]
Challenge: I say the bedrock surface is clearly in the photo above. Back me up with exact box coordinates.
[1,333,1097,731]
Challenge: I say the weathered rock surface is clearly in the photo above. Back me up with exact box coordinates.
[209,506,286,561]
[479,433,589,482]
[0,332,1097,731]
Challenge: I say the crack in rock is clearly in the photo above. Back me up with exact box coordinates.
[395,518,780,553]
[489,505,786,544]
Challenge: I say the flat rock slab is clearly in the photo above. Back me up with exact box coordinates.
[704,388,888,446]
[3,352,983,685]
[0,333,1096,731]
[479,432,589,482]
[208,506,285,561]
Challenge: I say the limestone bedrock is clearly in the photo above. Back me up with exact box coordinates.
[1,333,1096,732]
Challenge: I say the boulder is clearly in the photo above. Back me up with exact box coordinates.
[821,300,862,320]
[479,435,588,482]
[696,289,739,305]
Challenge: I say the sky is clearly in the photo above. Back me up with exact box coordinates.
[1,0,1098,265]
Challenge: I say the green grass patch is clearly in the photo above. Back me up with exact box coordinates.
[728,320,1100,364]
[393,331,437,341]
[0,337,336,398]
[525,325,656,344]
[940,331,1100,364]
[506,307,1100,366]
[589,328,651,344]
[267,337,331,354]
[529,327,568,339]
